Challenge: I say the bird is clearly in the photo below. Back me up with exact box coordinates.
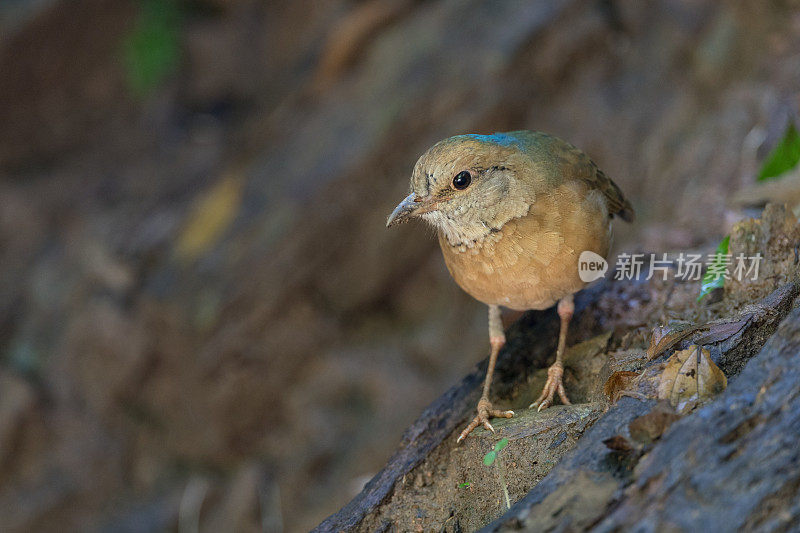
[386,131,634,442]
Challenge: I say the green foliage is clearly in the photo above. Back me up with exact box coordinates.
[123,0,181,97]
[696,122,799,300]
[483,437,510,466]
[494,437,509,452]
[758,122,800,181]
[458,481,471,489]
[698,235,729,301]
[483,450,496,466]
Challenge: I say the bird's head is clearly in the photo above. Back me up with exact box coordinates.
[387,133,550,246]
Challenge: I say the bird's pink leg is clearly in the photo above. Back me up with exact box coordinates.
[457,305,515,443]
[531,295,573,411]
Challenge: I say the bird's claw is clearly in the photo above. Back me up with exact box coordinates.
[529,364,571,411]
[457,398,514,443]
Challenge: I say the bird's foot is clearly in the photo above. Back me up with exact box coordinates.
[457,397,514,443]
[529,363,571,411]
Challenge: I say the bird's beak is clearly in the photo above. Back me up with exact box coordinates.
[386,193,433,228]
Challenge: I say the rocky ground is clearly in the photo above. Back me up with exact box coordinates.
[1,1,800,531]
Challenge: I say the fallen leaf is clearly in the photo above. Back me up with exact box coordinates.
[175,172,244,262]
[647,322,705,360]
[627,401,682,445]
[602,435,634,453]
[657,345,727,413]
[691,316,751,345]
[648,325,670,351]
[603,371,640,403]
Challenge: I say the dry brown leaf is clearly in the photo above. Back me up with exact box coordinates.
[648,324,670,352]
[627,401,682,445]
[603,371,640,403]
[602,435,634,453]
[692,317,750,345]
[647,322,705,361]
[657,345,727,413]
[648,315,753,361]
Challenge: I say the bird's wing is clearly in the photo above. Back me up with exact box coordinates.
[555,136,635,223]
[506,131,635,222]
[583,160,635,222]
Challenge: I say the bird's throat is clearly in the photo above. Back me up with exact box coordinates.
[424,211,501,250]
[423,196,531,250]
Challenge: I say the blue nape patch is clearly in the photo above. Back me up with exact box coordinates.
[465,132,524,148]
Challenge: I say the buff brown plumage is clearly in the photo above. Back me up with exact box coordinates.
[387,131,633,441]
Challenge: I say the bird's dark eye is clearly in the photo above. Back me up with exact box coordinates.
[452,171,472,190]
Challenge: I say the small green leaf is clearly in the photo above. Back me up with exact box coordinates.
[758,122,800,181]
[698,235,730,301]
[458,482,471,489]
[494,437,509,452]
[123,0,182,97]
[483,450,497,466]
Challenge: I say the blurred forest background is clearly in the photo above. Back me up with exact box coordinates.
[0,0,799,531]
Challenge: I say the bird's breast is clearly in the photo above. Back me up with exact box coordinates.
[438,183,612,310]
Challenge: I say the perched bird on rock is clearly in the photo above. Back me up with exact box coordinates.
[387,131,634,442]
